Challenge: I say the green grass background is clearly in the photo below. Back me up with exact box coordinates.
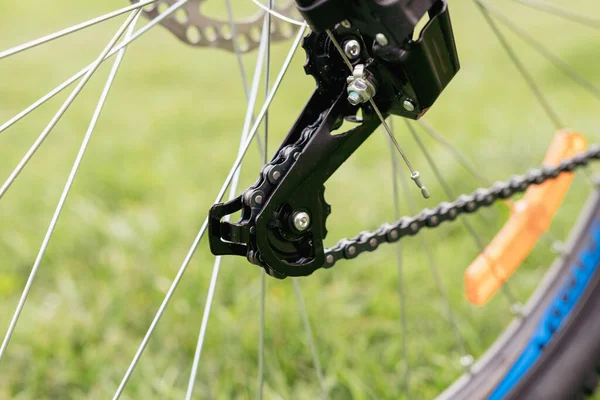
[0,0,599,398]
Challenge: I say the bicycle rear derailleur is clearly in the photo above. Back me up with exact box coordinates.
[208,0,459,278]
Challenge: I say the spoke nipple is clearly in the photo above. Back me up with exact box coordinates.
[510,302,525,317]
[460,354,474,370]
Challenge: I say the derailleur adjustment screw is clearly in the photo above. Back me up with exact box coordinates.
[244,189,265,207]
[292,211,311,232]
[343,39,361,60]
[346,64,377,106]
[375,33,388,46]
[411,171,430,199]
[403,99,415,112]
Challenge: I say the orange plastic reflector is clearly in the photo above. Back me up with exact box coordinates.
[465,130,587,306]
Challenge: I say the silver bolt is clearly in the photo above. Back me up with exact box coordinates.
[347,246,356,256]
[346,64,377,106]
[347,91,362,106]
[293,211,311,232]
[340,20,351,28]
[326,254,335,264]
[272,170,281,181]
[254,194,263,205]
[375,33,388,46]
[403,99,415,112]
[344,39,361,59]
[390,230,399,240]
[369,238,377,248]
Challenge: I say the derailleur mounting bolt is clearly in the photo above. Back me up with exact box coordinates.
[292,211,311,232]
[343,39,361,60]
[403,99,415,112]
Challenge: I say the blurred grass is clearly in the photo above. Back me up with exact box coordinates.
[0,0,599,399]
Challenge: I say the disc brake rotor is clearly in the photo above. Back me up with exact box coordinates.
[131,0,299,53]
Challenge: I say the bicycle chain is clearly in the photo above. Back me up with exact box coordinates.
[323,145,600,269]
[241,99,600,273]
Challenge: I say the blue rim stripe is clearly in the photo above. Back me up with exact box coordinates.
[489,221,600,400]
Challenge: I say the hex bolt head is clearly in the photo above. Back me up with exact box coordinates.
[292,211,311,232]
[343,39,361,59]
[375,33,388,46]
[403,99,415,112]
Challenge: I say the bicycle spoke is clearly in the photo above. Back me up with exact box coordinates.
[0,0,158,60]
[0,10,142,201]
[417,120,491,186]
[292,278,327,398]
[225,0,264,155]
[250,0,305,26]
[0,0,192,136]
[474,0,563,130]
[113,24,307,399]
[482,1,600,101]
[388,118,410,398]
[394,142,471,363]
[406,120,520,306]
[184,19,270,400]
[258,0,273,396]
[508,0,600,29]
[0,12,141,362]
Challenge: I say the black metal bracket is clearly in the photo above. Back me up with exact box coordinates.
[295,0,438,50]
[207,1,460,278]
